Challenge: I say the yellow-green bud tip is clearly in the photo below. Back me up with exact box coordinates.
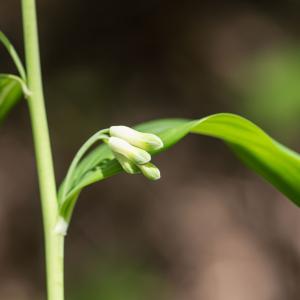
[138,163,161,181]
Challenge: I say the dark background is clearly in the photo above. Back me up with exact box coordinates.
[1,0,300,299]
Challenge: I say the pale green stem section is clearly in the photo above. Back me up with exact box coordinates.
[21,0,64,299]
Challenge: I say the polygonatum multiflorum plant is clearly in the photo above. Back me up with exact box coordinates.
[1,0,300,299]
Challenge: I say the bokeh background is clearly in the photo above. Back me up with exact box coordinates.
[1,0,300,299]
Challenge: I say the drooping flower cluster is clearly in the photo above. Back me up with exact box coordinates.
[107,126,163,180]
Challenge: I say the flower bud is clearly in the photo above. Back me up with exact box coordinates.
[110,126,163,151]
[108,137,151,165]
[138,163,161,181]
[114,153,140,174]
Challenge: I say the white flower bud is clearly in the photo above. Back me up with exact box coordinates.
[138,163,161,181]
[108,137,151,165]
[110,126,163,151]
[114,153,140,174]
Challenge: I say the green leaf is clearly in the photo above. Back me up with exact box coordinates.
[0,74,24,123]
[0,32,28,122]
[0,31,27,81]
[58,113,300,222]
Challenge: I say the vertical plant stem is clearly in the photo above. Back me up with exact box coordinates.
[21,0,64,299]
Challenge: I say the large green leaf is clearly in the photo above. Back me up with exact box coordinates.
[0,74,23,123]
[58,113,300,220]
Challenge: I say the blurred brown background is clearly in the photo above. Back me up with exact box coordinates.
[1,0,300,299]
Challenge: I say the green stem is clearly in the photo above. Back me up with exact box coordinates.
[21,0,64,299]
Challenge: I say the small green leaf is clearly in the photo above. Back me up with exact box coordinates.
[58,114,300,224]
[0,74,23,123]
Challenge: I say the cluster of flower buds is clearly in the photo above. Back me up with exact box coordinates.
[107,126,163,180]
